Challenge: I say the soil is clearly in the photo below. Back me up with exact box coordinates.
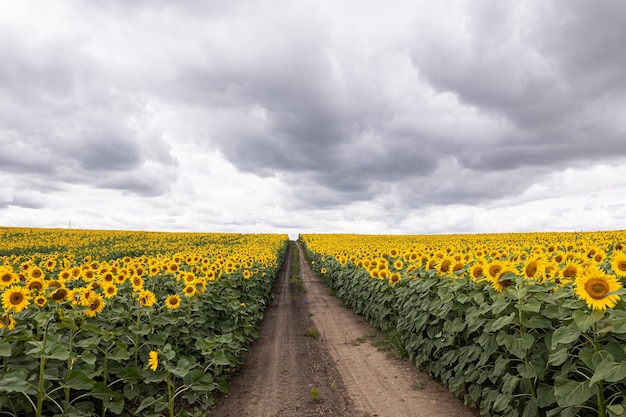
[208,242,480,417]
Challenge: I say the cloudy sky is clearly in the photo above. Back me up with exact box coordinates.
[2,0,626,239]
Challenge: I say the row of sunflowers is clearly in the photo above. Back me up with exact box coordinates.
[300,231,626,417]
[0,227,289,417]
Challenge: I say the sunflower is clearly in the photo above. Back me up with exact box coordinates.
[0,314,16,330]
[183,285,196,298]
[44,259,56,271]
[378,269,389,280]
[0,267,19,287]
[103,284,118,299]
[50,288,69,303]
[242,270,251,279]
[34,295,47,307]
[522,255,545,282]
[29,266,44,280]
[489,263,518,293]
[436,256,454,276]
[148,351,158,371]
[451,259,466,276]
[26,278,46,292]
[165,295,181,309]
[393,259,404,271]
[131,276,144,291]
[2,286,30,313]
[486,260,505,281]
[138,290,156,307]
[561,259,583,280]
[195,279,207,294]
[575,266,622,311]
[58,270,72,282]
[100,272,115,284]
[389,273,401,285]
[320,267,327,274]
[469,263,486,282]
[81,269,95,282]
[610,252,626,278]
[85,294,106,317]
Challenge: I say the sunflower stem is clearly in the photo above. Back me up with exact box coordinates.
[65,328,74,404]
[592,322,606,417]
[134,309,141,368]
[36,318,52,417]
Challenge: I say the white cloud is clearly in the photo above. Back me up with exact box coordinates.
[1,0,626,238]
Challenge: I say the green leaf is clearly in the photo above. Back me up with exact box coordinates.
[167,358,191,378]
[554,379,594,407]
[63,370,96,390]
[135,395,160,414]
[75,335,101,349]
[548,347,570,366]
[80,351,97,365]
[184,369,216,392]
[525,315,553,329]
[108,346,131,362]
[589,359,626,385]
[103,393,125,414]
[517,361,539,379]
[572,309,604,332]
[0,369,30,393]
[210,352,235,367]
[47,342,70,360]
[508,333,534,359]
[522,398,539,417]
[490,313,516,332]
[0,342,12,357]
[518,298,541,313]
[608,404,626,417]
[550,325,581,350]
[607,310,626,334]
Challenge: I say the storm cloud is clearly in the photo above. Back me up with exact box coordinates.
[1,0,625,235]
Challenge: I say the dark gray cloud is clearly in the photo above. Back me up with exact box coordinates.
[0,11,178,198]
[2,0,626,227]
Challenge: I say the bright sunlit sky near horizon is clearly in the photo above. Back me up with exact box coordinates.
[2,1,626,240]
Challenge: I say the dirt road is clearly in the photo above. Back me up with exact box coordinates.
[209,242,478,417]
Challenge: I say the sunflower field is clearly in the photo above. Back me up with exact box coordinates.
[0,227,288,417]
[300,231,626,417]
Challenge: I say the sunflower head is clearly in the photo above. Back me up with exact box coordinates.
[562,259,583,279]
[0,268,19,287]
[469,264,486,282]
[183,285,196,298]
[610,252,626,278]
[148,351,159,371]
[0,314,16,330]
[575,266,622,311]
[165,295,181,309]
[85,294,106,317]
[2,286,30,313]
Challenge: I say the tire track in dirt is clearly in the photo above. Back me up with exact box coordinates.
[297,242,479,417]
[209,243,353,417]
